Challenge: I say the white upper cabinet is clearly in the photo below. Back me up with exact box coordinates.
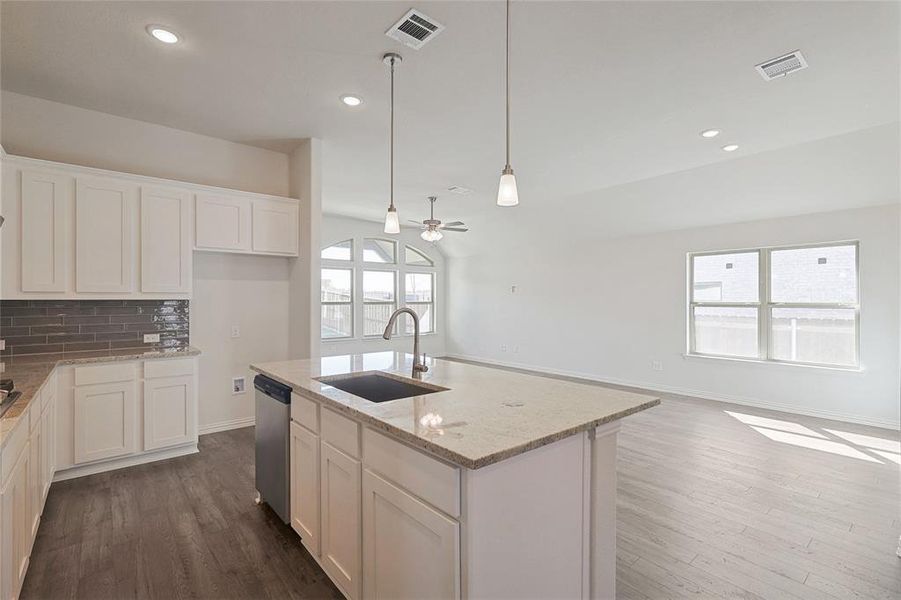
[141,186,192,294]
[195,193,252,252]
[75,176,135,293]
[2,155,300,298]
[252,198,299,255]
[20,170,70,292]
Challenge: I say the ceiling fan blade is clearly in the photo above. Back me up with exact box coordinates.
[443,221,465,227]
[408,220,424,225]
[442,227,469,232]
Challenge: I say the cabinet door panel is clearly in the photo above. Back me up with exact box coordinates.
[20,170,69,292]
[195,193,251,251]
[252,198,298,255]
[1,442,30,600]
[362,469,460,600]
[28,417,42,543]
[141,186,192,293]
[74,381,136,464]
[320,441,361,600]
[143,375,195,451]
[75,177,135,292]
[290,421,320,555]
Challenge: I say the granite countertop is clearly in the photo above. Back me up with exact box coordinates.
[0,346,201,449]
[251,352,659,469]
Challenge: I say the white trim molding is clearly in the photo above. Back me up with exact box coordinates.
[199,415,255,435]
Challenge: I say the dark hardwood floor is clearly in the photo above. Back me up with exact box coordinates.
[21,427,342,600]
[22,394,900,599]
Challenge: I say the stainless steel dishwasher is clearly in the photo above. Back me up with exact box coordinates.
[253,374,291,523]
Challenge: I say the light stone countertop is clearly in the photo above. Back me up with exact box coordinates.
[251,352,659,469]
[0,346,202,449]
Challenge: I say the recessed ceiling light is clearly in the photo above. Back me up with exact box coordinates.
[722,144,739,152]
[700,129,720,138]
[340,95,363,107]
[146,25,179,44]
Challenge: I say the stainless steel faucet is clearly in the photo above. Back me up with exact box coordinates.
[383,307,429,379]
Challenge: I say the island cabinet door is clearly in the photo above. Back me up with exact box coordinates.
[320,441,361,600]
[290,421,320,555]
[362,469,460,600]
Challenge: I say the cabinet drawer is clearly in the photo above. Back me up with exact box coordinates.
[74,362,135,386]
[291,392,319,433]
[144,357,194,379]
[321,408,360,459]
[363,428,460,518]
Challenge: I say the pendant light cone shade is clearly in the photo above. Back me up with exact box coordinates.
[384,207,400,234]
[383,52,403,233]
[497,0,519,207]
[497,168,519,207]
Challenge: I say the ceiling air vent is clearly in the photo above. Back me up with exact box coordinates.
[755,50,808,80]
[386,9,445,50]
[447,185,473,195]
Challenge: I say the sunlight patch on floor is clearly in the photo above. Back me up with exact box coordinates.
[749,426,883,463]
[725,410,895,464]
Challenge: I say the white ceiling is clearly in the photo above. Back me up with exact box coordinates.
[2,1,899,255]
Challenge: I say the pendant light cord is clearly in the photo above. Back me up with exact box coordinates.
[505,0,511,169]
[389,56,396,211]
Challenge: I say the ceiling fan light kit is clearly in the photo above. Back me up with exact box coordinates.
[413,196,467,243]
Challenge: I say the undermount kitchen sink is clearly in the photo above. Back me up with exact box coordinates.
[317,372,447,403]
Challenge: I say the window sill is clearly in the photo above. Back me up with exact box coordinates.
[683,353,864,373]
[322,332,438,343]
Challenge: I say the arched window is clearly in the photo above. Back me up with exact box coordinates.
[320,238,437,340]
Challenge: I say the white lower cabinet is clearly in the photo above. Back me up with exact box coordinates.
[1,434,30,600]
[143,375,195,451]
[288,395,461,600]
[362,469,460,600]
[74,380,137,464]
[290,421,320,555]
[320,441,362,600]
[27,415,42,544]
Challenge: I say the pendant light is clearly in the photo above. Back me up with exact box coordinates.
[383,52,402,233]
[496,0,519,207]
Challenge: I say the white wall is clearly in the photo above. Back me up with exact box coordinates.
[447,205,901,429]
[1,91,307,432]
[1,91,290,196]
[321,214,447,358]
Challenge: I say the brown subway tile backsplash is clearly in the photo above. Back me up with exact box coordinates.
[0,300,189,356]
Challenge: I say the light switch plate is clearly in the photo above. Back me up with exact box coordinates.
[144,333,161,343]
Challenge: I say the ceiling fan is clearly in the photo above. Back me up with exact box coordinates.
[409,196,468,242]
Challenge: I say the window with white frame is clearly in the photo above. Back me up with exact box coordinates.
[688,242,859,367]
[321,267,353,339]
[320,237,437,340]
[405,272,434,334]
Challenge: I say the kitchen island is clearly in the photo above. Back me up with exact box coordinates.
[251,351,658,600]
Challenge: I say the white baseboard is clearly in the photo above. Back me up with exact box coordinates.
[199,415,255,435]
[442,353,900,431]
[53,444,199,482]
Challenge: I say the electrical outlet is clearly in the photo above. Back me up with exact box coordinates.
[143,333,161,343]
[232,376,246,394]
[651,360,663,372]
[0,339,5,351]
[231,325,241,338]
[500,344,508,352]
[0,362,5,374]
